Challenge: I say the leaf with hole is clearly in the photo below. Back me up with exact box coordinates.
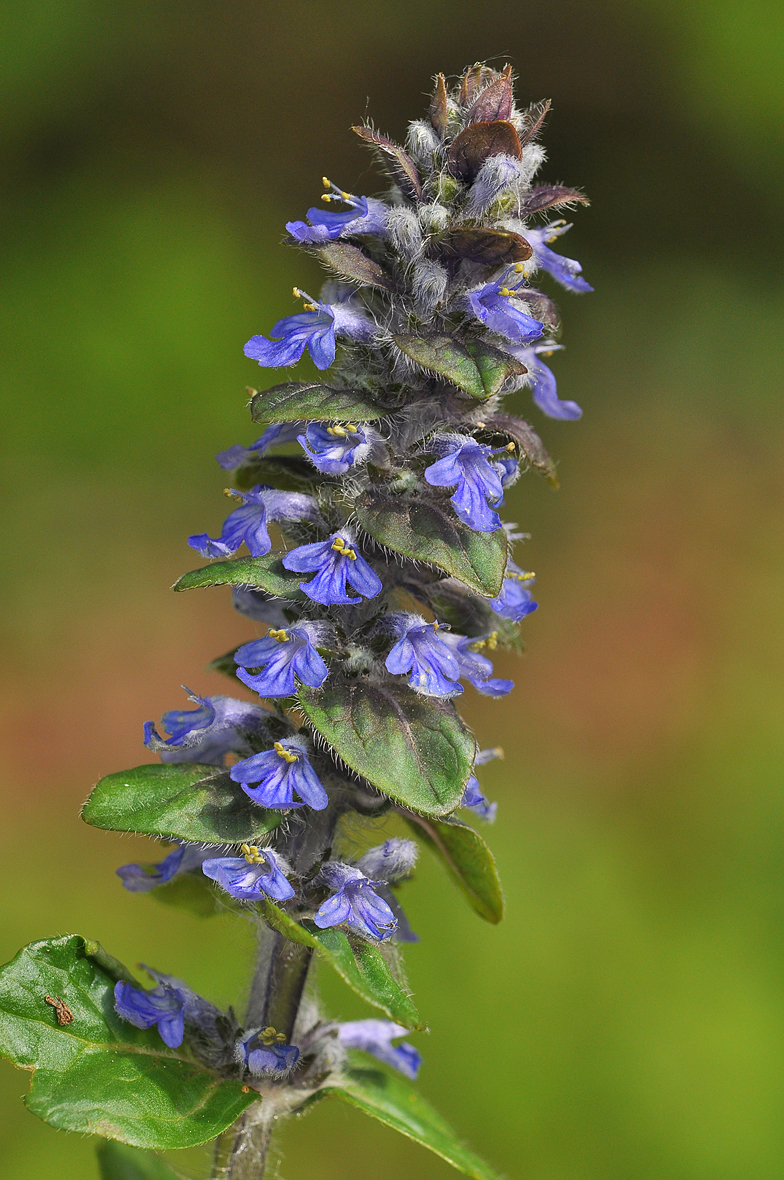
[0,936,256,1149]
[324,1063,503,1180]
[261,902,424,1030]
[250,382,385,424]
[400,812,503,923]
[355,492,507,596]
[299,678,475,817]
[82,763,281,844]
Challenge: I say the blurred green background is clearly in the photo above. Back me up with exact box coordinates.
[2,1,783,1177]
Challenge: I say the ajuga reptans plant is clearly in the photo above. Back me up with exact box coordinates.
[0,64,592,1180]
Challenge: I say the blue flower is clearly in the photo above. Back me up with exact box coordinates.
[234,621,330,698]
[139,966,229,1055]
[116,842,213,893]
[202,846,295,902]
[314,862,398,940]
[282,531,382,605]
[489,561,539,622]
[384,613,462,698]
[235,1028,299,1078]
[286,181,387,243]
[298,422,381,475]
[244,291,375,371]
[143,688,270,765]
[215,422,302,471]
[439,631,514,697]
[424,435,506,533]
[336,1020,421,1080]
[467,273,544,342]
[461,747,503,821]
[524,222,593,294]
[188,485,319,560]
[230,737,328,810]
[114,979,186,1048]
[507,341,582,420]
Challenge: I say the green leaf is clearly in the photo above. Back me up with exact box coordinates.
[394,334,523,400]
[82,763,281,844]
[464,338,526,398]
[250,381,385,424]
[355,492,506,597]
[0,936,255,1149]
[173,552,306,599]
[394,333,485,399]
[400,813,504,924]
[299,679,475,817]
[261,902,424,1031]
[325,1063,503,1180]
[232,454,321,491]
[97,1140,180,1180]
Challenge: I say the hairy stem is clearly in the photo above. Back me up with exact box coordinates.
[212,920,313,1179]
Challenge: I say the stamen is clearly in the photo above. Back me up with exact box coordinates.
[293,286,319,311]
[331,537,357,559]
[241,843,266,865]
[273,741,299,764]
[486,631,499,651]
[509,570,535,582]
[327,425,347,437]
[268,628,289,643]
[505,442,516,452]
[499,287,513,298]
[223,488,244,502]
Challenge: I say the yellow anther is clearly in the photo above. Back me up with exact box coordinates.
[273,740,299,763]
[241,843,266,865]
[344,547,357,560]
[322,176,331,188]
[541,350,554,357]
[302,302,316,311]
[293,286,302,298]
[268,628,289,643]
[344,423,359,433]
[509,569,535,582]
[275,1032,286,1042]
[486,631,499,650]
[223,488,244,501]
[514,262,525,272]
[341,190,350,200]
[475,421,486,429]
[327,425,347,437]
[332,536,346,550]
[499,287,513,297]
[505,442,516,452]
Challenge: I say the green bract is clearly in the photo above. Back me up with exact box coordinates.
[261,901,424,1030]
[299,680,476,816]
[355,493,507,597]
[82,763,281,843]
